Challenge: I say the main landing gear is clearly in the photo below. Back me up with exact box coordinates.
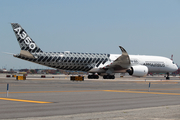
[88,75,99,79]
[103,75,115,79]
[87,73,115,79]
[87,74,115,79]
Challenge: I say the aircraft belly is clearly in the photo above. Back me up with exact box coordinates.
[88,68,106,73]
[114,69,127,73]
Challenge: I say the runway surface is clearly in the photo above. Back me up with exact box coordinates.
[0,74,180,119]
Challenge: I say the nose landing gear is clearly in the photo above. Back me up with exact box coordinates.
[165,72,170,80]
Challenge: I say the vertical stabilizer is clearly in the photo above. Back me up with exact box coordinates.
[11,23,43,53]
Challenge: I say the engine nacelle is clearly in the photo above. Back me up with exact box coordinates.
[127,65,148,77]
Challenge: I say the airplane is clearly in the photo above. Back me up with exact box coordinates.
[10,23,178,79]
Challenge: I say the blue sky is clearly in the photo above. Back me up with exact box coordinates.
[0,0,180,69]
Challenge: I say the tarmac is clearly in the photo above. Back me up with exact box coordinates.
[0,74,180,120]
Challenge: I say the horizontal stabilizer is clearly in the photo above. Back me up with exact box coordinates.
[2,52,15,55]
[20,50,35,59]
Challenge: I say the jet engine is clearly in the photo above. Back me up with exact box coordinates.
[126,65,148,77]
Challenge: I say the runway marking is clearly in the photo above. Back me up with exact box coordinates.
[0,98,52,103]
[126,88,180,91]
[0,90,102,94]
[0,90,179,96]
[103,90,180,96]
[123,81,179,84]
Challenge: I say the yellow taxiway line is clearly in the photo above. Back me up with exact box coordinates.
[121,81,179,84]
[0,90,102,94]
[103,90,180,96]
[0,89,179,103]
[0,98,52,103]
[125,88,180,91]
[0,89,179,96]
[0,89,179,100]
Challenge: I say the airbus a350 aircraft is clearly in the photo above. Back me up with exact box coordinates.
[11,23,178,79]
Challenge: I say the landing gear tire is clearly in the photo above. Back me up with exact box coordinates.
[103,75,115,79]
[88,75,99,79]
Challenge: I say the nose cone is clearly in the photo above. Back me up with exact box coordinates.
[174,64,178,71]
[171,64,178,72]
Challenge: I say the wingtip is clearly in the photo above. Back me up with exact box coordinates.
[119,46,127,53]
[119,46,122,50]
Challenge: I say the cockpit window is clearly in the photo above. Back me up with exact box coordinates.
[172,62,175,64]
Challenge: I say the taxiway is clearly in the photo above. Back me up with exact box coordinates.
[0,74,179,120]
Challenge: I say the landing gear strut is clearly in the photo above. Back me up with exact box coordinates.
[166,72,170,80]
[103,75,115,79]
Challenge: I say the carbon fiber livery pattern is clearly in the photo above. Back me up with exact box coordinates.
[14,52,110,72]
[11,23,110,72]
[11,23,43,53]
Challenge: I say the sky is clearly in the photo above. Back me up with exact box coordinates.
[0,0,180,70]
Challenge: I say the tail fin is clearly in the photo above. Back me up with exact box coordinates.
[11,23,43,53]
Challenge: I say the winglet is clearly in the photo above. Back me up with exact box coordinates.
[107,46,131,69]
[119,46,129,56]
[118,46,130,64]
[119,46,127,53]
[116,46,131,68]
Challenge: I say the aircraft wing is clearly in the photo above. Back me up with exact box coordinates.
[105,46,131,70]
